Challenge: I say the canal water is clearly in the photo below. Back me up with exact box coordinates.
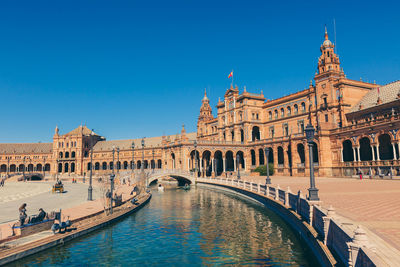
[9,185,319,266]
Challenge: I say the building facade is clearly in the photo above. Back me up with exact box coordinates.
[1,29,399,179]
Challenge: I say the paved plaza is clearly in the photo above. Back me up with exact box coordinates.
[0,182,101,224]
[240,175,400,253]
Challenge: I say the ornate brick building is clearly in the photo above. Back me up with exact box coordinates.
[1,29,399,179]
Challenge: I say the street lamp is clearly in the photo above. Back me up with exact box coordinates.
[152,148,155,173]
[141,138,146,187]
[264,147,271,184]
[88,130,95,201]
[116,147,120,174]
[236,154,241,179]
[305,123,319,201]
[43,156,46,177]
[131,142,135,181]
[194,140,198,177]
[109,173,115,214]
[23,156,26,182]
[112,146,115,175]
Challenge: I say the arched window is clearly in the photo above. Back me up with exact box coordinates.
[294,104,298,114]
[65,152,69,158]
[102,162,107,170]
[95,162,100,170]
[59,152,63,158]
[378,134,394,160]
[342,140,354,162]
[71,151,76,158]
[301,102,306,112]
[274,110,278,118]
[280,108,285,117]
[287,106,291,116]
[269,111,272,120]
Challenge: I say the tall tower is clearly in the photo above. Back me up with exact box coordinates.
[198,89,213,123]
[197,89,213,137]
[316,27,341,78]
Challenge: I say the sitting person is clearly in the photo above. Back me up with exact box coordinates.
[37,208,47,221]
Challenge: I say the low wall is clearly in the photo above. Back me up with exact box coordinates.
[197,177,382,267]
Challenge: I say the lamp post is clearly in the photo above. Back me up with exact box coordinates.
[116,147,120,174]
[56,159,59,182]
[109,173,115,214]
[43,156,46,177]
[112,146,115,175]
[88,130,95,201]
[7,156,10,177]
[152,148,155,173]
[305,123,319,201]
[131,142,135,182]
[23,157,26,182]
[194,140,198,177]
[236,154,241,179]
[141,138,146,187]
[264,147,271,184]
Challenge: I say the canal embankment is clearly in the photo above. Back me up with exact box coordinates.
[0,190,151,265]
[197,177,393,267]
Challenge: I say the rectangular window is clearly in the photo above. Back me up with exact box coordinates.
[325,114,329,122]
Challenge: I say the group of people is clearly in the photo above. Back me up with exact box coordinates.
[18,203,47,226]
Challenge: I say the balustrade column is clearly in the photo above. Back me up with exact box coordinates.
[392,143,397,160]
[353,147,357,162]
[357,147,361,162]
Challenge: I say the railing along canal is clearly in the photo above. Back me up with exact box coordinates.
[196,177,385,267]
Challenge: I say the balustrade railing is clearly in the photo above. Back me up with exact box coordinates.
[195,177,383,266]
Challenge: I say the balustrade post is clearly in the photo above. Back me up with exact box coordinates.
[266,185,269,196]
[285,186,291,207]
[275,185,280,201]
[257,183,260,193]
[322,206,335,245]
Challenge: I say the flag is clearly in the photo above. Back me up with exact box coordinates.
[228,71,233,78]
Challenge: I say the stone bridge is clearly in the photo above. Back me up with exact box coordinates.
[122,169,196,186]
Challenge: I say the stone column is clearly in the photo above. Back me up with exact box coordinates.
[392,143,397,160]
[211,158,215,177]
[233,157,236,171]
[357,147,361,162]
[376,145,380,161]
[223,158,226,173]
[371,146,375,161]
[353,147,357,162]
[340,148,343,162]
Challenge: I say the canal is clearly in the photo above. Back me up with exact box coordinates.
[9,185,319,266]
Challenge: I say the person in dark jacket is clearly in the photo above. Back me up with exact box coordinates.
[19,203,27,226]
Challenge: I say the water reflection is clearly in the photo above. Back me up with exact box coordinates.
[8,185,318,266]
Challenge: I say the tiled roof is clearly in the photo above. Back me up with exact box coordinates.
[349,81,400,113]
[93,132,196,151]
[64,126,98,136]
[0,143,52,154]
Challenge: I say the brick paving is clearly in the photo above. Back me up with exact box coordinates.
[239,175,400,252]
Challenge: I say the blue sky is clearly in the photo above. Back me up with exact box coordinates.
[1,0,399,143]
